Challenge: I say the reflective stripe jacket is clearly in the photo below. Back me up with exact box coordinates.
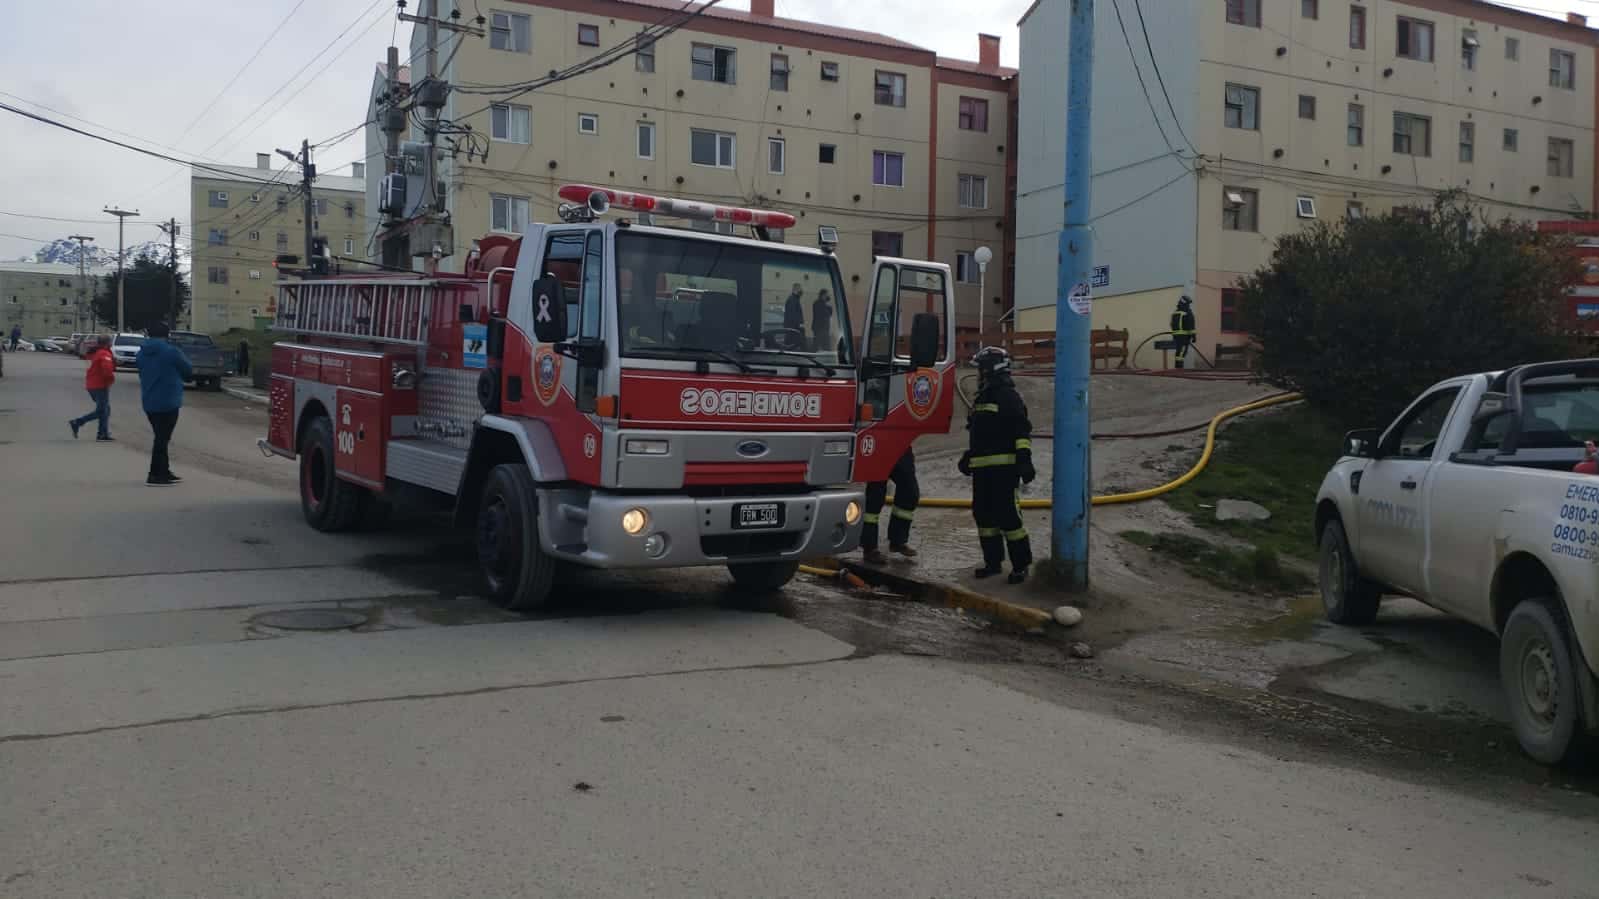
[1170,308,1196,337]
[967,375,1032,468]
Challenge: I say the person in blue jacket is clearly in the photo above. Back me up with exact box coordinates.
[136,322,192,487]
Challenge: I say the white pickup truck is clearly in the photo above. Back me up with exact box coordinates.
[1315,360,1599,764]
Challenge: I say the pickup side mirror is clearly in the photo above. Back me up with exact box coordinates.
[530,275,567,344]
[1343,428,1382,459]
[909,312,939,368]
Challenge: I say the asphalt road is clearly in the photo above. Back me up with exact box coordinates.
[2,351,1597,898]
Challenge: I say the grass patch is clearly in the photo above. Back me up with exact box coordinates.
[1162,403,1345,561]
[1120,530,1313,596]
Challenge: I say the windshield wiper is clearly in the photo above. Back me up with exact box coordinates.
[742,348,837,377]
[634,346,770,374]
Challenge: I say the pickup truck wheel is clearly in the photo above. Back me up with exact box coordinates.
[1318,519,1381,625]
[206,377,223,391]
[476,463,555,611]
[727,561,800,593]
[1502,599,1584,766]
[298,416,364,532]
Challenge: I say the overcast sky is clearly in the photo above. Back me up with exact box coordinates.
[0,0,1581,261]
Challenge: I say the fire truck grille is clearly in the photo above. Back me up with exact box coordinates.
[700,532,804,559]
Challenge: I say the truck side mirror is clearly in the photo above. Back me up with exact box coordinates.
[1343,428,1381,459]
[909,312,939,368]
[530,275,567,344]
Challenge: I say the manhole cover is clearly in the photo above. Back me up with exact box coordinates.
[252,609,369,631]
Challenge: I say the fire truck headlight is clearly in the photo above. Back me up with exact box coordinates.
[625,439,671,456]
[621,508,649,536]
[823,439,852,456]
[845,500,862,525]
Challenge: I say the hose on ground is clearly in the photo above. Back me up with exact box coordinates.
[957,373,1293,440]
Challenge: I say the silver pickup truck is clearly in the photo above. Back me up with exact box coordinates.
[1315,360,1599,764]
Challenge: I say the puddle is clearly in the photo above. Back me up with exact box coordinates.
[1234,595,1324,643]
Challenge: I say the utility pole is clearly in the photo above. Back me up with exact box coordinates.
[279,140,316,268]
[104,207,140,335]
[157,219,180,326]
[397,0,483,273]
[69,234,93,332]
[379,44,409,268]
[1053,0,1094,592]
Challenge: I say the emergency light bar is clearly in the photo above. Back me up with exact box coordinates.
[557,184,798,230]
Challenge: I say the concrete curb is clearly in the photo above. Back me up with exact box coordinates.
[831,559,1056,631]
[222,383,269,405]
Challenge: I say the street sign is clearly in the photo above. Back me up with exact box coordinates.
[1091,265,1110,288]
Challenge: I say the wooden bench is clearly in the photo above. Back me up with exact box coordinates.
[999,330,1057,366]
[1213,343,1253,371]
[1091,328,1129,369]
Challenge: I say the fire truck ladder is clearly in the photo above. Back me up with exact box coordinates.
[272,279,434,344]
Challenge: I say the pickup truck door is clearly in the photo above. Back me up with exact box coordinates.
[1354,386,1463,595]
[852,259,957,482]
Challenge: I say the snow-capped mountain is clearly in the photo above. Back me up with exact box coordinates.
[27,237,189,271]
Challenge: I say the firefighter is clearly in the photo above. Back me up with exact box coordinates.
[959,346,1034,583]
[861,447,919,564]
[1170,294,1196,369]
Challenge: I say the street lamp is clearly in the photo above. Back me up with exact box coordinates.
[974,245,993,344]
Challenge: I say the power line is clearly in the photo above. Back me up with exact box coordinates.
[1130,0,1198,155]
[177,0,312,147]
[1108,0,1181,160]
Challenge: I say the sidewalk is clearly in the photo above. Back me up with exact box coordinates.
[222,376,269,405]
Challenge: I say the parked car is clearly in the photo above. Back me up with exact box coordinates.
[41,336,73,353]
[11,338,37,352]
[109,333,145,368]
[1316,359,1599,764]
[30,337,62,353]
[170,330,226,390]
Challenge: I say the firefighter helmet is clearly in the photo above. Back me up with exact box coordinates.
[973,345,1012,377]
[1177,294,1193,311]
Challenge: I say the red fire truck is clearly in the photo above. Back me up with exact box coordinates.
[262,185,957,609]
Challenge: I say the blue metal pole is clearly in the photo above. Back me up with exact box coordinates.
[1052,0,1094,591]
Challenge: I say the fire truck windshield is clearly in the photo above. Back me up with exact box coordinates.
[616,231,853,371]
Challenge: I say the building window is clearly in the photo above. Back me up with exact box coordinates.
[1222,187,1258,232]
[1220,289,1243,333]
[207,228,228,246]
[490,11,530,53]
[343,238,354,255]
[1349,5,1366,49]
[874,70,907,107]
[491,103,530,143]
[276,232,288,251]
[247,230,260,242]
[1503,128,1519,152]
[958,96,989,132]
[770,53,789,91]
[276,194,288,211]
[819,143,837,164]
[1302,0,1318,19]
[872,231,904,258]
[1392,112,1431,156]
[249,192,260,204]
[1224,83,1260,130]
[1396,17,1434,62]
[1461,29,1478,70]
[491,193,530,232]
[1505,37,1519,61]
[345,201,355,218]
[1298,94,1316,119]
[1347,103,1364,145]
[577,23,599,46]
[958,173,988,209]
[1347,201,1364,219]
[208,190,228,208]
[315,198,329,215]
[637,122,655,159]
[578,113,598,134]
[1549,137,1575,178]
[872,150,905,187]
[1226,0,1261,27]
[1296,196,1317,218]
[690,129,736,168]
[692,44,736,83]
[955,251,979,284]
[820,60,840,81]
[1459,121,1475,162]
[636,32,655,72]
[248,270,262,280]
[207,266,228,285]
[768,137,785,174]
[1551,49,1577,89]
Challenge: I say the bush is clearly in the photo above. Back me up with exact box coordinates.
[1238,191,1580,427]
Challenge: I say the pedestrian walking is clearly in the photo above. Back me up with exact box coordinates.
[861,446,920,564]
[68,335,116,441]
[136,322,192,487]
[1170,295,1196,370]
[236,338,251,377]
[811,289,835,356]
[8,324,20,351]
[959,346,1034,583]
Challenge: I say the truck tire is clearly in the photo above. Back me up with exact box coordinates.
[299,416,364,532]
[207,377,224,392]
[727,561,800,594]
[1318,519,1381,625]
[1501,599,1588,766]
[476,463,555,611]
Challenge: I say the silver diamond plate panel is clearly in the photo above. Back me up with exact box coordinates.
[417,367,484,450]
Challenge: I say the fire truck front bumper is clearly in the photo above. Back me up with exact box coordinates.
[538,487,865,569]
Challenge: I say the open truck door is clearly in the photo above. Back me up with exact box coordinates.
[853,258,957,482]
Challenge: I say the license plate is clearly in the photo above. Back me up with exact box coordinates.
[733,502,784,530]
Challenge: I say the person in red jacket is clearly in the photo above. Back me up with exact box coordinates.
[69,335,116,441]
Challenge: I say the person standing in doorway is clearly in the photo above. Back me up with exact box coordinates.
[69,335,116,441]
[783,282,806,336]
[136,322,192,487]
[1170,295,1196,370]
[811,289,835,356]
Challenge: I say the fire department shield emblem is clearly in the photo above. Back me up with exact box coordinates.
[904,368,940,421]
[534,347,562,407]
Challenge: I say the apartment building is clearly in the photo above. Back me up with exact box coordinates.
[369,0,1016,338]
[0,262,102,339]
[1016,0,1598,364]
[189,156,368,334]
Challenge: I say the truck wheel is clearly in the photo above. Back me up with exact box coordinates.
[299,416,364,532]
[1318,519,1381,625]
[727,561,800,593]
[207,377,224,392]
[1501,599,1586,766]
[476,463,555,611]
